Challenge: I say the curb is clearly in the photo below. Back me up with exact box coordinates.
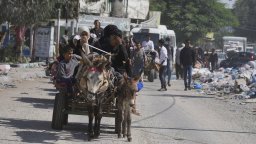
[10,62,46,68]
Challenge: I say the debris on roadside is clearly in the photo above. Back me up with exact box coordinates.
[0,67,46,90]
[0,75,16,89]
[0,64,11,75]
[192,60,256,102]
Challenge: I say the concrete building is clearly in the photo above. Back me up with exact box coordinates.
[79,0,149,20]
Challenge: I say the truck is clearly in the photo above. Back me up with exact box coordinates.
[223,36,247,52]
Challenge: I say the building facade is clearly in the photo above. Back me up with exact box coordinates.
[79,0,149,20]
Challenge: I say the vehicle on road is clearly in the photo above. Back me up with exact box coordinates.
[219,52,255,68]
[223,36,247,52]
[217,52,227,68]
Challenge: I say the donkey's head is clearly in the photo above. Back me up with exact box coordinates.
[79,55,110,102]
[118,73,141,100]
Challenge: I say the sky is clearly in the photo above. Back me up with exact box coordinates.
[218,0,237,9]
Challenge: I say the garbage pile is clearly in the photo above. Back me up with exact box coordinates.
[0,75,16,89]
[192,61,256,100]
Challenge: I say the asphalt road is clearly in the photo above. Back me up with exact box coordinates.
[1,76,256,144]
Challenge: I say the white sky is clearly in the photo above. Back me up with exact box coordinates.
[219,0,237,9]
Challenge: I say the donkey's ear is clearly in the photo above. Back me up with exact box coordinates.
[132,75,141,82]
[98,60,107,68]
[123,72,128,80]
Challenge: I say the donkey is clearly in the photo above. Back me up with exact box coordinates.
[77,54,110,140]
[116,74,140,142]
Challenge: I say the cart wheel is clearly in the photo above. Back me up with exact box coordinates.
[114,98,119,133]
[115,111,118,133]
[148,69,155,82]
[51,93,66,130]
[63,114,68,125]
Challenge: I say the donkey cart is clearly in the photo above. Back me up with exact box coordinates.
[144,52,159,82]
[51,54,134,142]
[51,86,117,129]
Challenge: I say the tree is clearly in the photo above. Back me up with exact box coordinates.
[0,0,57,60]
[149,0,167,12]
[0,0,80,60]
[149,0,238,43]
[233,0,256,42]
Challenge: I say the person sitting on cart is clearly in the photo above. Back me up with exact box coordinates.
[142,34,157,63]
[56,45,82,95]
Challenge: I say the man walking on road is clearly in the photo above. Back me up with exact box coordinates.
[165,37,173,86]
[175,43,184,80]
[158,39,168,91]
[180,40,195,91]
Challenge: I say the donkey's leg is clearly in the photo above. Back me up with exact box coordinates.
[122,107,127,138]
[117,106,123,138]
[93,106,98,136]
[94,105,103,138]
[88,106,94,141]
[127,105,132,142]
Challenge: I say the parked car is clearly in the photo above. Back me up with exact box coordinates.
[217,52,227,67]
[219,52,256,68]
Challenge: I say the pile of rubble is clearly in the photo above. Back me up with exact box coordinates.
[192,61,256,100]
[0,75,16,89]
[0,65,46,89]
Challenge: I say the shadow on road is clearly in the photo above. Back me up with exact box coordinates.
[0,117,88,143]
[39,88,58,92]
[132,125,256,135]
[14,97,54,109]
[0,117,118,143]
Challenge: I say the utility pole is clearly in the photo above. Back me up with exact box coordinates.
[56,8,61,57]
[126,0,128,18]
[76,0,80,34]
[65,0,68,30]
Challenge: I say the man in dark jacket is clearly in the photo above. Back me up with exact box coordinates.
[180,39,195,91]
[209,48,218,72]
[90,20,104,39]
[93,25,131,75]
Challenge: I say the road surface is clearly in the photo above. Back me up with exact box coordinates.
[0,72,256,144]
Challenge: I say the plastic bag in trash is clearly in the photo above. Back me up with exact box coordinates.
[194,83,202,89]
[224,68,232,73]
[240,84,250,92]
[247,61,256,69]
[233,93,250,100]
